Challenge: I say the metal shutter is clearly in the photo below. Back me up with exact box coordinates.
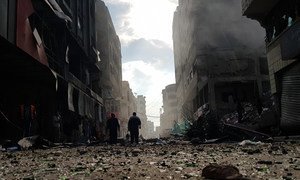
[281,62,300,132]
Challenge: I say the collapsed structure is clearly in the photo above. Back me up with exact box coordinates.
[242,0,300,134]
[172,0,270,125]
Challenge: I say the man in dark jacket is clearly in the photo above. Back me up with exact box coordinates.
[128,112,141,144]
[107,113,120,144]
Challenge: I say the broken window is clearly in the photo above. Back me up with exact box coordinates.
[68,83,75,112]
[265,0,298,43]
[77,0,84,40]
[85,68,90,86]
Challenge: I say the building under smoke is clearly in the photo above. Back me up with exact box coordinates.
[173,0,270,122]
[242,0,300,134]
[95,0,122,124]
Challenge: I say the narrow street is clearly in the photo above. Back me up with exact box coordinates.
[1,0,300,179]
[1,141,300,179]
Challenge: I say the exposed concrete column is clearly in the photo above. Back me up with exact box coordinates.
[208,78,216,111]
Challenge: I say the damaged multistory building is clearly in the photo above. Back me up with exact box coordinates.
[160,84,178,137]
[120,83,149,138]
[120,81,137,138]
[136,95,148,138]
[173,0,270,122]
[95,0,122,123]
[0,0,120,142]
[146,121,156,139]
[242,0,300,134]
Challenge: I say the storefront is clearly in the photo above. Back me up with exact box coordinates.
[0,36,56,141]
[280,61,300,133]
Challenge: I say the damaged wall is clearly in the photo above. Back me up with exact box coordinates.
[160,84,178,137]
[95,0,122,120]
[16,0,48,66]
[0,0,107,142]
[173,0,269,121]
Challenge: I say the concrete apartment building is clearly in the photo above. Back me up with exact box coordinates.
[95,0,122,120]
[136,95,148,138]
[120,82,149,138]
[160,84,178,137]
[173,0,270,122]
[0,0,111,142]
[242,0,300,133]
[146,121,156,139]
[120,81,137,137]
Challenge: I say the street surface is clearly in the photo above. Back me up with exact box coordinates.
[1,141,300,179]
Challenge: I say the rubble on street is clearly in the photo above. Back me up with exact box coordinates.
[185,101,279,144]
[1,141,300,179]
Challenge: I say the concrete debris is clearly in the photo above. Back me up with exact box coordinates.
[0,140,20,152]
[0,145,4,152]
[1,142,300,179]
[17,136,53,150]
[221,102,278,134]
[186,101,277,144]
[202,164,245,179]
[239,140,264,146]
[18,136,39,149]
[186,106,221,142]
[224,123,271,142]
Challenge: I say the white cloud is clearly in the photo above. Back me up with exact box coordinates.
[122,61,175,126]
[103,0,178,47]
[128,0,177,46]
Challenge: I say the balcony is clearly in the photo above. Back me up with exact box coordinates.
[279,20,300,60]
[242,0,280,19]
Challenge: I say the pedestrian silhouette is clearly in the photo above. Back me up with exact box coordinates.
[107,113,120,144]
[128,112,141,144]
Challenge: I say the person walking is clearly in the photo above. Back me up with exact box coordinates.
[128,112,141,145]
[106,113,120,144]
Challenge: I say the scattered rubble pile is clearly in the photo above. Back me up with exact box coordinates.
[222,102,278,133]
[222,103,259,125]
[185,108,222,143]
[1,142,300,179]
[186,101,278,143]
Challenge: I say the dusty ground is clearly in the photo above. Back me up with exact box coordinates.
[1,141,300,179]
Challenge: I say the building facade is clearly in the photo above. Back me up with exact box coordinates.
[120,81,137,138]
[146,121,156,139]
[242,0,300,133]
[136,95,148,138]
[0,0,120,142]
[173,0,270,123]
[95,0,122,121]
[160,84,178,137]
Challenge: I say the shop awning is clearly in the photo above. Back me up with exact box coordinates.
[0,36,56,86]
